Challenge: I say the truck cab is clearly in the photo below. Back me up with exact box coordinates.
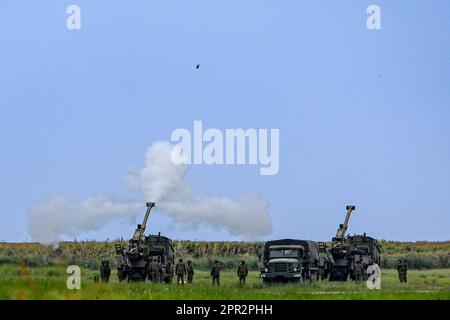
[260,239,319,283]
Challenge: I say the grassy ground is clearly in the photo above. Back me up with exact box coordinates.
[1,264,449,300]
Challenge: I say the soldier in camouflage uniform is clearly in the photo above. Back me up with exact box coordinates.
[397,259,408,283]
[187,261,195,284]
[354,259,364,283]
[164,261,174,284]
[403,259,408,283]
[100,260,111,283]
[237,261,249,287]
[211,260,223,286]
[150,258,161,283]
[175,259,187,286]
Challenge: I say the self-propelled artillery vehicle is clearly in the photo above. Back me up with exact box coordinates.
[115,202,175,282]
[324,205,382,281]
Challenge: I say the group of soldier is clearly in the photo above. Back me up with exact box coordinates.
[174,259,249,287]
[172,259,195,285]
[352,258,408,284]
[352,258,381,283]
[148,257,174,283]
[98,258,250,286]
[100,258,408,285]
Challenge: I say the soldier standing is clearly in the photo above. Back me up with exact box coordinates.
[100,260,111,283]
[150,258,161,283]
[403,259,408,283]
[397,259,403,282]
[237,261,249,287]
[319,254,330,281]
[187,261,195,284]
[398,259,408,283]
[165,261,174,284]
[175,259,187,286]
[211,260,223,286]
[354,260,364,283]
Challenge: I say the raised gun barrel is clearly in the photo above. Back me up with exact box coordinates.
[334,205,356,240]
[142,202,155,231]
[132,202,156,241]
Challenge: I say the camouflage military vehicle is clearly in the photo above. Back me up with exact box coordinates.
[325,206,382,281]
[317,241,332,280]
[347,233,382,279]
[260,239,320,283]
[115,202,175,282]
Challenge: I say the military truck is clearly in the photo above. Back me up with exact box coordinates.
[115,202,175,282]
[260,239,320,283]
[326,206,382,281]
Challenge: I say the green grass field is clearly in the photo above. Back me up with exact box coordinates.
[1,264,449,300]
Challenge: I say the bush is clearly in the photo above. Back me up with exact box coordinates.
[0,241,448,270]
[381,253,450,269]
[0,256,17,265]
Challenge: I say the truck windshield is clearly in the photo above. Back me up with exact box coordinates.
[269,249,300,258]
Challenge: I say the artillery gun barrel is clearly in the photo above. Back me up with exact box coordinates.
[335,205,356,240]
[342,206,354,230]
[142,202,155,231]
[132,202,155,241]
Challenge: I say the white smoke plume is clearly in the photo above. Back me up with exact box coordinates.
[27,141,272,244]
[126,141,272,238]
[27,195,143,245]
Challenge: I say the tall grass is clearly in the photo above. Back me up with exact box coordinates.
[0,240,448,270]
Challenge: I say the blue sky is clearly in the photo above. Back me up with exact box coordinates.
[0,1,449,242]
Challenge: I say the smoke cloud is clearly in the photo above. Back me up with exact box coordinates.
[126,141,272,238]
[27,141,272,244]
[27,195,143,245]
